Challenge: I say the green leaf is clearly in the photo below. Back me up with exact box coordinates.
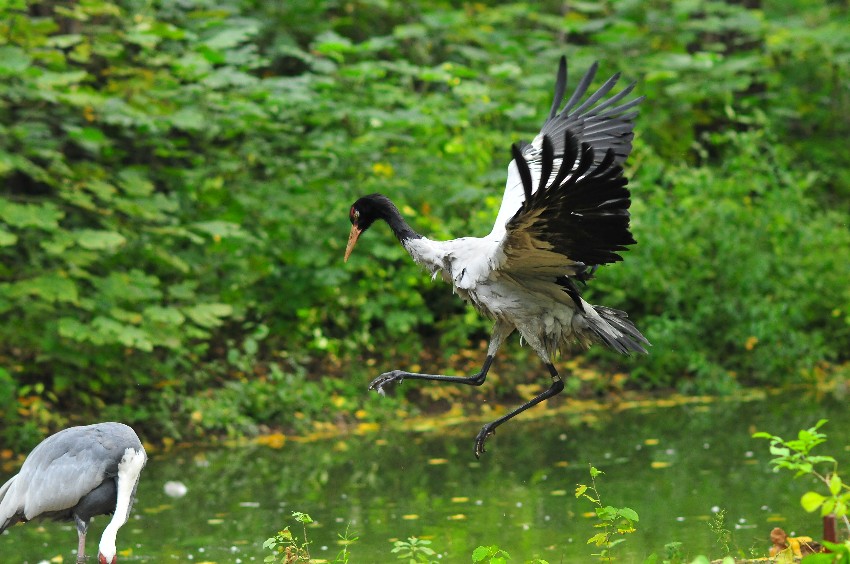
[203,25,258,49]
[820,497,836,516]
[191,220,249,240]
[830,474,842,496]
[171,108,206,131]
[471,546,489,562]
[36,70,88,88]
[0,45,31,74]
[800,491,826,512]
[587,532,608,546]
[75,230,126,250]
[184,303,234,328]
[575,485,588,498]
[619,507,640,522]
[0,201,64,229]
[11,275,78,304]
[0,228,18,246]
[144,306,185,326]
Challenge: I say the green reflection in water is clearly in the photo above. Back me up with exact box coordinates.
[2,391,847,563]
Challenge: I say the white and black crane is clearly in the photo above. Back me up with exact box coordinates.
[0,422,147,563]
[344,56,649,458]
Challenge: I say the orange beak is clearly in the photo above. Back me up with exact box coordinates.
[344,224,362,262]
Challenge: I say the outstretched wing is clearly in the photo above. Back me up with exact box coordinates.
[489,56,643,240]
[494,132,634,278]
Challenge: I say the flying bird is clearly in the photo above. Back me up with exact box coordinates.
[0,422,147,564]
[344,56,649,457]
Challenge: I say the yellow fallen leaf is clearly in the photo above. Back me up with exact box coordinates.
[401,514,419,520]
[651,461,671,469]
[451,497,469,503]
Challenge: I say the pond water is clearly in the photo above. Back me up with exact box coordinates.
[2,389,848,563]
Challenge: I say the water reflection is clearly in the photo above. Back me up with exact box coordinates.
[2,391,847,563]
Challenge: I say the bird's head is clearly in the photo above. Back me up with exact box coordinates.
[98,527,119,564]
[344,194,391,262]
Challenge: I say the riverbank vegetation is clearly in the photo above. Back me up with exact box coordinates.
[1,0,849,450]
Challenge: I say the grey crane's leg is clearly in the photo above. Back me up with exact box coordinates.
[473,363,564,458]
[369,355,494,394]
[74,515,89,563]
[368,321,514,394]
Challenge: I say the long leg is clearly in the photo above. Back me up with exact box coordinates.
[473,363,564,458]
[368,321,514,394]
[74,515,88,563]
[369,355,494,393]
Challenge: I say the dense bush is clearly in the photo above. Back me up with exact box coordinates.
[1,0,848,449]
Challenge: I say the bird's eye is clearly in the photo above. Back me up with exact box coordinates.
[351,208,360,222]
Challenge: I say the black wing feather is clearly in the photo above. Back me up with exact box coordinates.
[537,59,643,165]
[507,133,635,267]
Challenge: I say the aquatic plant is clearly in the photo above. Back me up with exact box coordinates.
[575,465,639,561]
[390,537,438,563]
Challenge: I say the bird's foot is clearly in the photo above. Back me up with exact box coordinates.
[474,424,496,459]
[368,370,406,396]
[76,556,87,564]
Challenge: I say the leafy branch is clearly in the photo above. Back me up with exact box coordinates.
[753,419,850,535]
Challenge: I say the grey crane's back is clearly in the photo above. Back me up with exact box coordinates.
[0,422,144,531]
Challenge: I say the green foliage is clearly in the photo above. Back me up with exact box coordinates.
[391,537,438,564]
[263,511,351,564]
[576,465,639,561]
[707,509,732,556]
[753,420,850,532]
[802,540,850,564]
[1,0,849,447]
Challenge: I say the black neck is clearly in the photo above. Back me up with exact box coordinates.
[376,198,422,243]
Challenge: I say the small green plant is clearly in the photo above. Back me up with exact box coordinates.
[753,419,850,534]
[576,465,639,561]
[707,509,732,556]
[263,511,357,564]
[263,512,314,563]
[471,544,550,563]
[472,545,511,564]
[391,537,438,563]
[334,522,359,564]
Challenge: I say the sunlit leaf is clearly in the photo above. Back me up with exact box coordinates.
[800,491,826,513]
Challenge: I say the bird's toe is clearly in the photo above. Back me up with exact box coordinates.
[368,370,404,394]
[474,425,495,458]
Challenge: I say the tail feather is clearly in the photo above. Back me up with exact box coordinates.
[589,305,649,354]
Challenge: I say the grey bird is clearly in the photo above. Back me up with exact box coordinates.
[344,56,649,457]
[0,422,147,564]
